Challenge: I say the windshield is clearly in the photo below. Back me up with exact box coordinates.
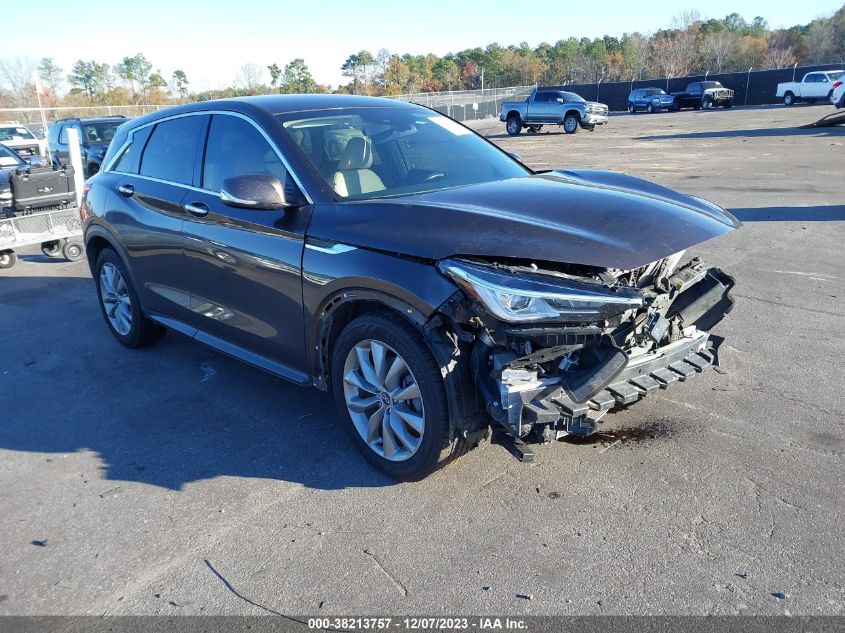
[643,89,666,96]
[700,82,724,89]
[82,122,121,144]
[561,92,585,102]
[827,71,843,81]
[0,126,35,141]
[0,145,25,168]
[277,106,530,200]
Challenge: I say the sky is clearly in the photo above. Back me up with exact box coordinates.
[3,0,842,92]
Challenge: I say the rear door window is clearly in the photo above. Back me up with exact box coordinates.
[140,116,204,185]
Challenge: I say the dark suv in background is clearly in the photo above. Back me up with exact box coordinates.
[82,95,738,480]
[47,116,128,177]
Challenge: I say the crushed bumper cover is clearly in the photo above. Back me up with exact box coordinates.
[498,331,716,438]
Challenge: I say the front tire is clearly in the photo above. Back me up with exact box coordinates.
[563,112,580,134]
[94,248,165,348]
[506,115,522,136]
[62,240,85,262]
[331,312,467,481]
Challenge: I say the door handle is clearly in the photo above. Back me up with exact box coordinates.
[184,202,209,218]
[117,184,134,197]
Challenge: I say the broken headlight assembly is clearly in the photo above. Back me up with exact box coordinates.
[438,259,644,323]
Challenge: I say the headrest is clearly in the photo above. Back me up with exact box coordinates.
[337,136,373,170]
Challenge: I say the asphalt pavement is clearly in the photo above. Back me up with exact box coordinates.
[0,104,843,617]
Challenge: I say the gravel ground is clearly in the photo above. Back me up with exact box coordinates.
[0,103,843,617]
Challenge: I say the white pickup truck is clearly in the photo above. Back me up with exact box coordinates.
[776,70,844,106]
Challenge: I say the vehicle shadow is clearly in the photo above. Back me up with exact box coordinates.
[0,275,395,492]
[730,205,845,222]
[636,125,845,141]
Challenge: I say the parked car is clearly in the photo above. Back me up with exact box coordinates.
[671,81,734,110]
[81,95,738,480]
[0,121,47,157]
[499,88,608,135]
[626,88,677,113]
[47,116,128,177]
[830,76,845,108]
[777,70,844,106]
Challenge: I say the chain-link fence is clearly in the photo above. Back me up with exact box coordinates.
[0,104,167,134]
[391,86,535,121]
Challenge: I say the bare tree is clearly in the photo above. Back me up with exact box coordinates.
[806,19,836,64]
[0,57,37,111]
[764,31,796,68]
[237,64,263,94]
[703,30,737,73]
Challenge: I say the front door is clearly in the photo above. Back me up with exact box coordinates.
[180,113,310,373]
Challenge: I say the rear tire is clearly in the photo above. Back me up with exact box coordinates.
[646,103,654,114]
[41,240,64,258]
[783,92,795,106]
[94,248,165,348]
[506,115,522,136]
[331,312,468,481]
[0,249,17,269]
[627,102,636,114]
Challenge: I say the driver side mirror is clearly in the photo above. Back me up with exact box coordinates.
[556,97,565,104]
[220,174,290,210]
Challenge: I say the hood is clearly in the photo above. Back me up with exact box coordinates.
[308,170,740,270]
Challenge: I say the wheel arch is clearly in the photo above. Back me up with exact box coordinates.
[505,110,522,121]
[84,223,135,281]
[315,287,487,443]
[309,287,434,392]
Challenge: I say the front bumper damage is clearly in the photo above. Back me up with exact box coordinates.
[439,256,735,456]
[499,329,716,440]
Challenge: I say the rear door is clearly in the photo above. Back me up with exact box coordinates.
[105,114,206,321]
[179,112,310,373]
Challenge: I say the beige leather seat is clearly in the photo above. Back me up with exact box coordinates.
[331,137,385,197]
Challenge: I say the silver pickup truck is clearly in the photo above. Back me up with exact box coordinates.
[499,88,609,135]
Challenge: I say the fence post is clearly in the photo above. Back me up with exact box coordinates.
[66,127,85,207]
[745,67,752,106]
[792,62,798,81]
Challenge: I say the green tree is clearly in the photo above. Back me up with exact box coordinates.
[280,58,317,93]
[115,53,153,103]
[37,57,63,104]
[171,69,189,99]
[68,60,112,101]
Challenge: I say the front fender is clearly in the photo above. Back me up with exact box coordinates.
[302,242,459,385]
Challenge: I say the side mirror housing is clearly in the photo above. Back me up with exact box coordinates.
[556,97,564,104]
[220,174,289,210]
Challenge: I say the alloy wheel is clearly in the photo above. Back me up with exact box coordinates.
[99,262,133,336]
[342,339,425,461]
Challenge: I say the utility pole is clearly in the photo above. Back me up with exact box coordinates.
[480,68,484,92]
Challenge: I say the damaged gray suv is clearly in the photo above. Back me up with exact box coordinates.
[82,95,738,481]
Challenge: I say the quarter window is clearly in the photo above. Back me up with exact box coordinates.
[112,126,153,174]
[140,116,203,185]
[202,114,287,192]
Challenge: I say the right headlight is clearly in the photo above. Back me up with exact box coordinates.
[438,259,643,323]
